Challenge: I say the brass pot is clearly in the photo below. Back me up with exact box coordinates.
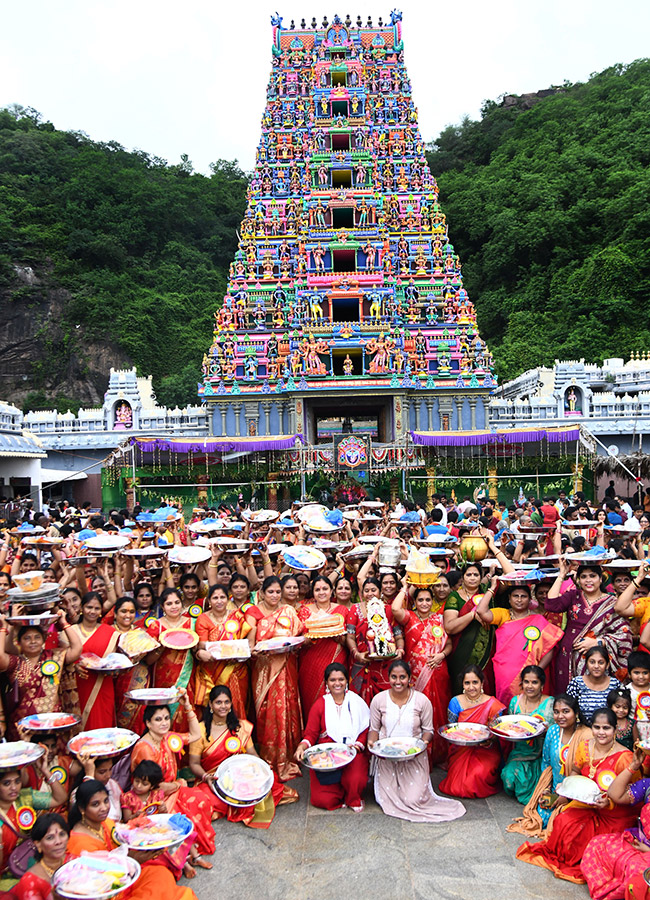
[459,534,488,563]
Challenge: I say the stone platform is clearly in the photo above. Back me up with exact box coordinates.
[192,772,588,900]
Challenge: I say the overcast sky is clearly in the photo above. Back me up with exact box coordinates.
[2,0,649,174]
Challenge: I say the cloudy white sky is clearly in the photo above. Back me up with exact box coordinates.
[2,0,649,174]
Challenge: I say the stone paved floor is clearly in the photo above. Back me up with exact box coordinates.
[190,771,590,900]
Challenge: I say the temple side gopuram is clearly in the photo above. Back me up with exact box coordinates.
[198,11,496,446]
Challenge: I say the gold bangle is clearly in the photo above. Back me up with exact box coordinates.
[208,563,220,569]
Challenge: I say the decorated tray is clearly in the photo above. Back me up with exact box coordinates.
[305,516,341,534]
[114,813,193,850]
[125,688,181,705]
[253,636,305,654]
[251,542,287,556]
[205,639,251,660]
[342,545,373,560]
[302,742,357,771]
[118,629,160,656]
[11,571,46,592]
[7,611,59,627]
[159,628,199,650]
[22,535,65,546]
[357,535,387,544]
[295,504,328,523]
[564,519,598,528]
[359,501,385,509]
[121,546,167,558]
[53,853,141,900]
[84,535,131,551]
[603,559,642,569]
[489,715,548,741]
[438,723,492,745]
[62,556,94,566]
[80,652,135,673]
[0,740,45,768]
[556,774,602,805]
[7,583,59,602]
[496,570,545,583]
[369,737,427,760]
[213,754,273,806]
[18,712,80,732]
[68,727,139,757]
[167,545,211,565]
[281,545,327,571]
[342,509,361,522]
[198,536,251,547]
[242,508,280,524]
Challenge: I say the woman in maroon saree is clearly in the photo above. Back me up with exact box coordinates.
[297,576,348,715]
[438,665,506,798]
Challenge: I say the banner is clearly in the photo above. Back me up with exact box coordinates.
[333,435,370,473]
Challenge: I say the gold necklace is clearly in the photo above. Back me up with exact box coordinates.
[519,695,541,715]
[463,691,485,707]
[79,622,98,637]
[588,738,616,778]
[41,859,63,878]
[82,819,104,841]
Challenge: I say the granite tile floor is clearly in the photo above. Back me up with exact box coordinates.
[191,771,590,900]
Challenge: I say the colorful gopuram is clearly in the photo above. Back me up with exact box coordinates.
[199,11,496,444]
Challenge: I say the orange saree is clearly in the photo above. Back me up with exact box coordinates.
[192,611,250,717]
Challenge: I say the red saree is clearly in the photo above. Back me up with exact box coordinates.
[402,609,450,764]
[297,604,348,715]
[517,744,640,883]
[146,616,195,732]
[13,866,59,900]
[192,611,250,718]
[438,695,506,798]
[248,604,303,781]
[130,735,214,856]
[75,623,118,730]
[347,602,397,706]
[0,806,20,876]
[191,720,289,834]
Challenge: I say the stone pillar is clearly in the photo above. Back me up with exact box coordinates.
[572,462,584,493]
[487,466,498,502]
[412,399,419,431]
[469,398,477,430]
[402,397,410,433]
[213,403,223,437]
[262,400,272,436]
[233,402,242,437]
[425,399,434,432]
[426,466,436,510]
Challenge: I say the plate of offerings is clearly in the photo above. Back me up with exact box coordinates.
[205,639,251,660]
[497,570,545,583]
[342,509,361,522]
[281,546,327,571]
[241,508,280,524]
[556,774,602,805]
[304,612,346,639]
[125,688,181,705]
[604,559,642,569]
[489,715,547,741]
[84,535,131,551]
[369,737,427,760]
[18,712,80,731]
[167,545,211,565]
[188,519,226,534]
[519,524,557,533]
[22,535,65,547]
[295,504,328,523]
[11,571,46,592]
[159,629,199,650]
[342,545,373,560]
[251,542,287,556]
[305,517,341,534]
[0,741,45,768]
[213,755,274,806]
[302,742,357,770]
[121,546,167,558]
[80,652,135,673]
[7,611,59,627]
[438,723,492,745]
[564,550,616,562]
[114,813,193,850]
[357,535,387,544]
[359,501,385,509]
[253,636,305,654]
[118,629,160,656]
[68,727,139,757]
[62,556,94,566]
[564,519,598,529]
[53,853,141,899]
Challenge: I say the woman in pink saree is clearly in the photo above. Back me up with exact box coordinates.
[476,580,564,707]
[392,583,451,764]
[438,665,506,798]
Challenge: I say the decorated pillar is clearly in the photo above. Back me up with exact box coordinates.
[124,475,136,514]
[262,400,272,436]
[426,466,436,510]
[425,399,434,432]
[487,466,498,502]
[233,402,242,437]
[390,476,400,505]
[572,462,584,493]
[267,471,279,509]
[469,398,477,430]
[197,473,208,504]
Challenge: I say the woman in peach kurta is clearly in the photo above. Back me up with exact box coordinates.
[245,576,304,782]
[193,584,252,718]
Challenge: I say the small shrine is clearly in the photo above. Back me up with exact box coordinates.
[199,12,496,446]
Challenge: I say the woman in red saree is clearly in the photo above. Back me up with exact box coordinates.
[146,588,196,732]
[438,665,506,798]
[517,707,641,883]
[245,575,303,782]
[297,576,348,715]
[476,580,564,707]
[0,612,82,739]
[71,592,119,730]
[294,663,370,811]
[189,684,297,832]
[193,584,252,719]
[582,745,650,899]
[392,583,451,764]
[112,596,153,734]
[345,578,405,706]
[67,780,199,900]
[130,694,214,863]
[12,813,70,900]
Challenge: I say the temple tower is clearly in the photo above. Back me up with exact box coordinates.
[199,11,495,444]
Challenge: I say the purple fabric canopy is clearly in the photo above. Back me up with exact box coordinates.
[410,428,580,447]
[130,436,298,453]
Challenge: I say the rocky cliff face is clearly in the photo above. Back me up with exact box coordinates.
[0,263,132,408]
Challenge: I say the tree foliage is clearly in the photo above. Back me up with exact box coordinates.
[427,59,650,380]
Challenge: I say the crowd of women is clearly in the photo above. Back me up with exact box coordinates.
[2,488,650,899]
